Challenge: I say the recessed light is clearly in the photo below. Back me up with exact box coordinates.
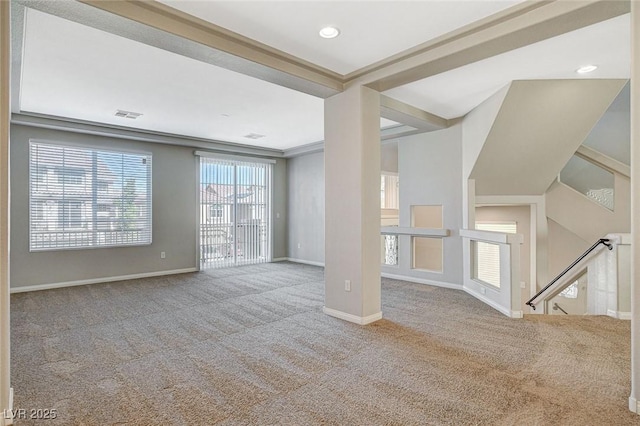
[319,26,340,39]
[576,65,598,74]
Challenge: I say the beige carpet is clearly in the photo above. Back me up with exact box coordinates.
[10,262,637,425]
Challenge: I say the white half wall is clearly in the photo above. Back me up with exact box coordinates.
[391,124,464,286]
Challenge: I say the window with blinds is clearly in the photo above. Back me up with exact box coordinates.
[380,174,399,209]
[473,222,517,288]
[29,141,152,251]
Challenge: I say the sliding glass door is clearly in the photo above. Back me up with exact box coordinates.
[199,156,272,269]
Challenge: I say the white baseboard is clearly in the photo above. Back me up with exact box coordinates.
[511,310,524,319]
[381,272,462,290]
[2,388,14,426]
[463,286,521,318]
[272,257,288,262]
[323,306,382,325]
[630,396,639,414]
[608,309,632,320]
[10,268,198,293]
[286,258,325,267]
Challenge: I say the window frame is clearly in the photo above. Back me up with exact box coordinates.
[473,221,518,288]
[29,139,153,252]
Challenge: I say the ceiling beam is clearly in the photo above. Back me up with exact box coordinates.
[575,145,630,178]
[16,0,343,99]
[78,0,343,96]
[380,95,450,132]
[12,112,285,158]
[347,0,630,92]
[380,124,427,140]
[13,0,629,145]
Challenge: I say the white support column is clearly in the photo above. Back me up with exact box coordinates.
[323,85,382,325]
[463,179,476,229]
[0,1,11,424]
[630,0,640,415]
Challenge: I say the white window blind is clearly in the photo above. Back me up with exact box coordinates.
[381,174,399,209]
[30,141,152,251]
[199,156,272,269]
[474,222,517,288]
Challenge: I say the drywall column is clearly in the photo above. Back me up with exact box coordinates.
[0,1,10,424]
[462,179,476,229]
[630,0,640,415]
[323,85,382,324]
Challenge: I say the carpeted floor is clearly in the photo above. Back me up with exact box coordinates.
[9,262,637,425]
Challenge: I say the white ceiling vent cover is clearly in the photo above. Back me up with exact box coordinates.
[244,133,266,140]
[115,110,143,119]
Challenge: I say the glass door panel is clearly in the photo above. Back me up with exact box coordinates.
[200,157,271,269]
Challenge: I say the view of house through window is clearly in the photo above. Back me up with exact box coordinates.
[29,141,152,250]
[200,156,272,269]
[473,222,517,288]
[560,281,579,298]
[381,172,399,266]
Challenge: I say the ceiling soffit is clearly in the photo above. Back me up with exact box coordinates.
[12,0,632,144]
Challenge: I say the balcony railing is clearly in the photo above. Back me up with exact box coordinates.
[31,228,147,250]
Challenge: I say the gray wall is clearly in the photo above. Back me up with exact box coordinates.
[547,218,589,280]
[287,125,464,288]
[287,151,324,263]
[11,124,198,288]
[381,141,398,173]
[394,124,464,285]
[582,82,630,165]
[272,158,288,259]
[10,124,288,288]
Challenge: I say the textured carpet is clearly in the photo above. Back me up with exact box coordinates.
[10,262,637,425]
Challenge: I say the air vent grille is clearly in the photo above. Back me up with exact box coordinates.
[244,133,266,140]
[115,110,143,119]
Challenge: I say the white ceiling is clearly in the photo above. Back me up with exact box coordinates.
[16,2,632,152]
[384,14,631,119]
[20,9,326,150]
[158,0,523,75]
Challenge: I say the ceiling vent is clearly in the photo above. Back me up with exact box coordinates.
[115,110,143,119]
[243,133,266,140]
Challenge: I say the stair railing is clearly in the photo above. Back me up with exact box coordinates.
[526,238,612,310]
[552,303,568,315]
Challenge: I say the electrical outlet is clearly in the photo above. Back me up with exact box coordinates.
[161,251,166,259]
[297,243,301,249]
[345,280,351,292]
[276,212,280,219]
[520,281,526,289]
[480,286,486,295]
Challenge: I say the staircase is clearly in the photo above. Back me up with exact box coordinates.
[462,79,631,318]
[525,235,630,317]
